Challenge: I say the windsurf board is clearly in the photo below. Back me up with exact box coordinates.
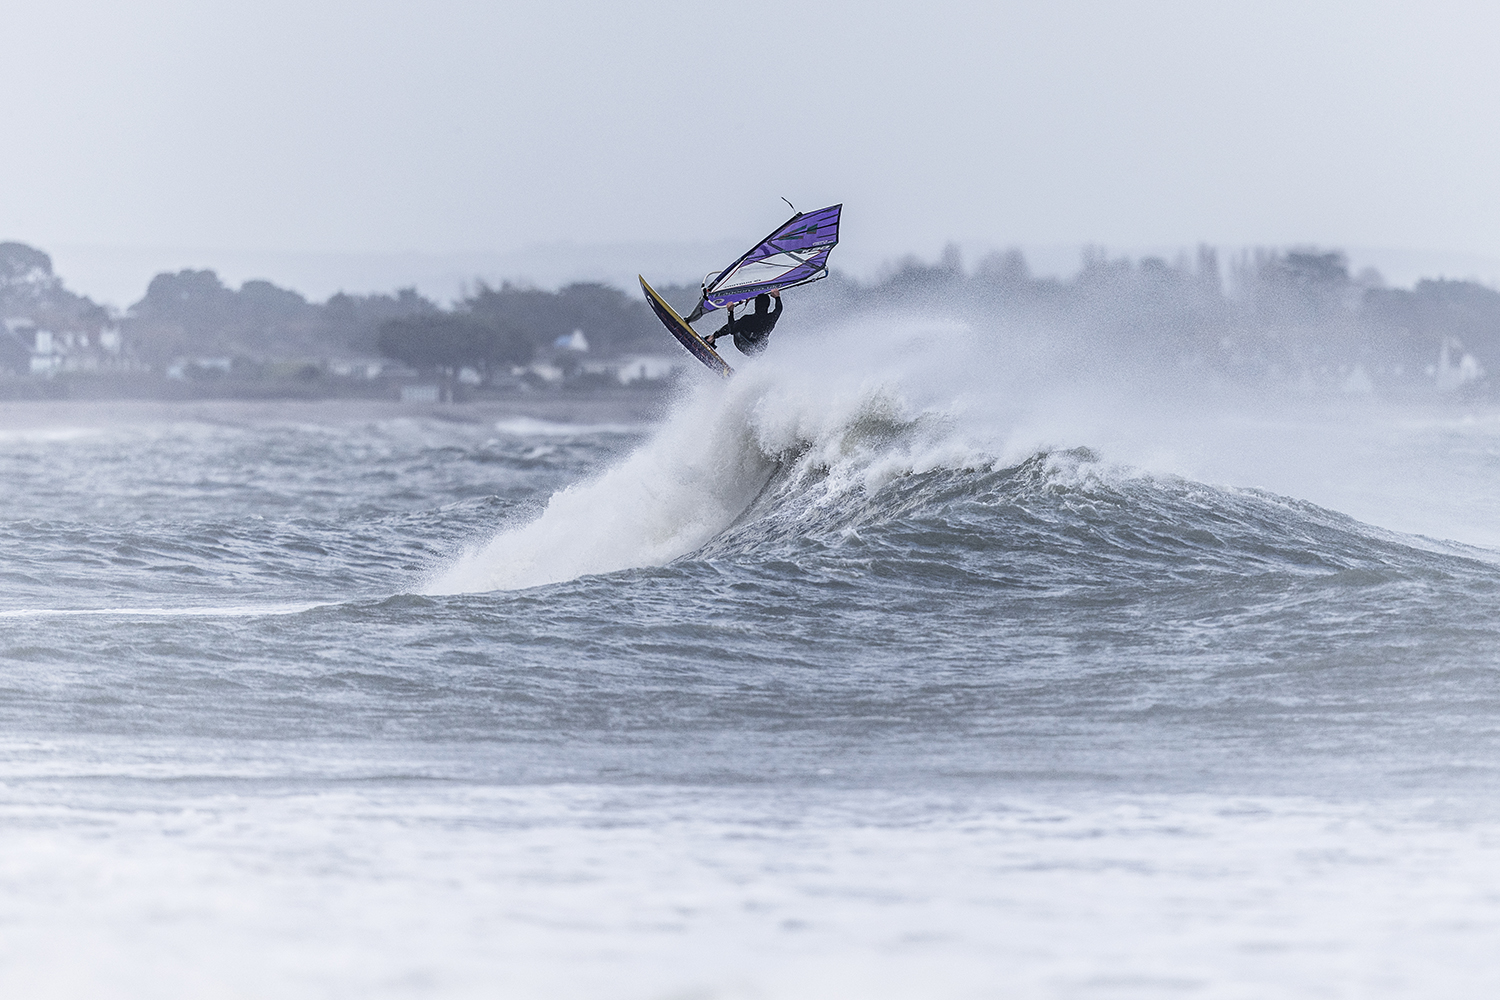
[639,275,734,378]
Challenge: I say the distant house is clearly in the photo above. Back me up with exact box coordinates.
[613,355,682,384]
[3,316,130,376]
[165,357,233,379]
[400,384,443,403]
[1434,337,1485,393]
[553,329,589,352]
[328,358,389,379]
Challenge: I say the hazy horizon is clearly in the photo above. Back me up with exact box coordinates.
[7,1,1500,301]
[31,238,1500,310]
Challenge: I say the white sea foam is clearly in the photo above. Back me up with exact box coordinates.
[0,427,108,444]
[426,318,1006,594]
[426,381,779,593]
[1,785,1497,1000]
[492,416,645,437]
[0,603,323,619]
[427,310,1500,594]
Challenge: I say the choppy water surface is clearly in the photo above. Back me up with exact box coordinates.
[4,341,1500,998]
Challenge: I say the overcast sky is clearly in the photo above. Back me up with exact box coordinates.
[4,1,1498,302]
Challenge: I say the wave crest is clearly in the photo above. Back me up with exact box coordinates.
[425,320,1484,595]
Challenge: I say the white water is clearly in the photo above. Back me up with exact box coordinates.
[2,784,1497,999]
[428,320,986,593]
[6,378,1500,1000]
[431,315,1500,594]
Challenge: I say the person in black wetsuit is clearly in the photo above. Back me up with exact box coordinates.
[704,288,781,356]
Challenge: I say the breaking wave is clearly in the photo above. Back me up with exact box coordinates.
[426,317,1496,597]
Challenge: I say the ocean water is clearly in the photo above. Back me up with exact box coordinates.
[4,325,1500,998]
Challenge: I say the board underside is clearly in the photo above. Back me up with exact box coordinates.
[639,275,734,378]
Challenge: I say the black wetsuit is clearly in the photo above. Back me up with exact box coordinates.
[716,296,783,356]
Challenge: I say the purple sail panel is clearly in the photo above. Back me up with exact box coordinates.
[696,204,842,315]
[741,204,842,261]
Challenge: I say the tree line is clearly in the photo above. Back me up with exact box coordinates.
[121,270,687,374]
[5,236,1500,397]
[808,244,1500,397]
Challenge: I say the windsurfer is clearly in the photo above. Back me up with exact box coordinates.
[704,289,781,356]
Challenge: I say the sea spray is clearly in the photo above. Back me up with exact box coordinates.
[425,309,1500,596]
[425,376,774,593]
[425,317,1000,594]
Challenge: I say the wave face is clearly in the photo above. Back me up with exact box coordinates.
[414,324,1500,798]
[429,319,1020,592]
[429,320,1500,628]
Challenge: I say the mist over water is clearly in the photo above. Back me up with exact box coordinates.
[4,308,1500,997]
[432,309,1500,593]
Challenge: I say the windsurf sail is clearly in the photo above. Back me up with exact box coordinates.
[684,204,842,323]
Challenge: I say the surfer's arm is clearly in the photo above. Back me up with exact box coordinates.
[702,301,748,347]
[704,309,733,347]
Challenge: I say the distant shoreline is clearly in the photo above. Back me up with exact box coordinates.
[0,390,675,431]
